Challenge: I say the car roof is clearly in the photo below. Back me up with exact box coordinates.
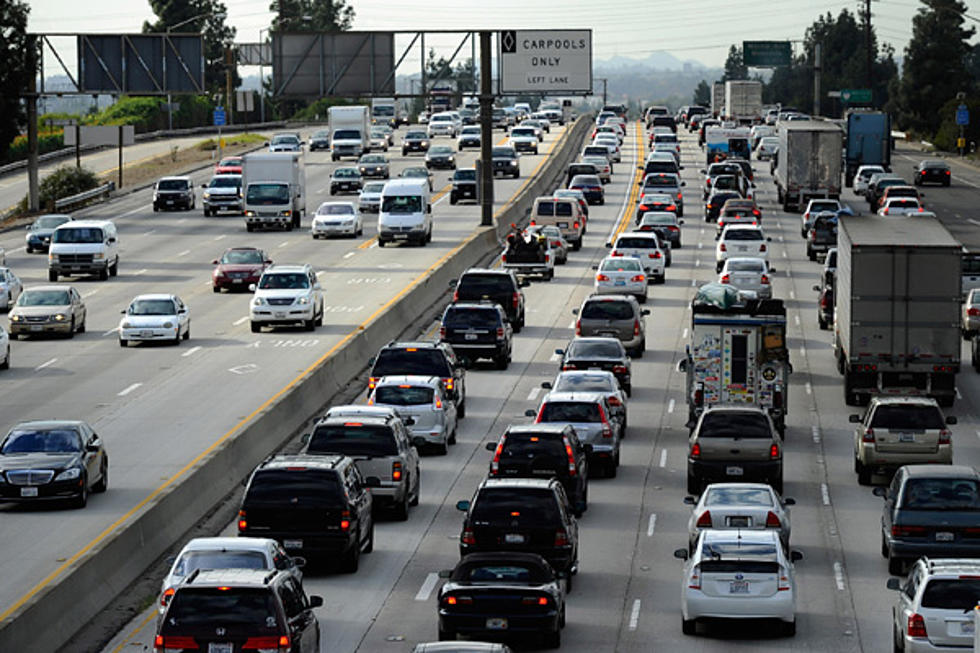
[324,405,400,419]
[583,293,636,302]
[181,568,279,588]
[55,219,112,229]
[158,175,192,181]
[903,464,979,479]
[505,423,571,435]
[702,404,768,415]
[130,293,177,301]
[373,374,442,387]
[9,419,87,430]
[261,453,346,470]
[21,284,74,293]
[263,264,311,274]
[181,537,274,554]
[480,477,556,489]
[916,558,980,576]
[542,391,607,403]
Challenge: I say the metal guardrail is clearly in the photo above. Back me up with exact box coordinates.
[54,182,115,211]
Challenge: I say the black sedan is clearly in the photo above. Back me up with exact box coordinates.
[437,552,565,648]
[914,159,951,186]
[0,420,108,508]
[555,336,632,396]
[569,174,604,205]
[426,145,458,170]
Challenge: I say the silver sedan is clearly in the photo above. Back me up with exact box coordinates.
[593,256,647,302]
[718,257,774,300]
[684,482,794,551]
[0,267,23,310]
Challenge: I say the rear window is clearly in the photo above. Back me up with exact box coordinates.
[581,300,633,320]
[374,385,434,406]
[554,374,614,393]
[723,229,763,241]
[501,434,566,461]
[455,561,552,583]
[726,260,764,272]
[444,307,500,328]
[644,162,677,174]
[599,258,642,272]
[870,405,945,430]
[567,340,624,358]
[704,486,773,507]
[173,551,267,576]
[539,401,601,423]
[246,469,343,507]
[920,579,980,609]
[471,487,560,524]
[698,560,779,573]
[616,237,657,249]
[163,588,278,633]
[307,424,397,457]
[458,273,512,294]
[901,478,980,510]
[643,176,677,188]
[699,412,772,438]
[373,348,450,377]
[536,200,573,217]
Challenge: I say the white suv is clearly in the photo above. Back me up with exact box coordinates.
[887,558,980,652]
[715,224,770,273]
[249,264,323,332]
[427,112,457,138]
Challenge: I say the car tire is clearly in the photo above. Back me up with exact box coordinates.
[250,321,261,333]
[543,628,561,649]
[246,224,254,232]
[183,325,190,341]
[212,285,221,293]
[66,318,75,339]
[0,345,9,370]
[364,521,374,553]
[681,618,697,635]
[92,460,108,493]
[438,628,454,641]
[393,490,410,521]
[305,317,316,331]
[771,476,783,494]
[99,267,109,281]
[495,355,509,370]
[783,620,796,637]
[173,329,181,346]
[71,479,88,509]
[436,441,449,456]
[881,531,890,559]
[818,315,828,330]
[342,534,360,573]
[118,338,127,348]
[457,397,466,419]
[687,473,700,495]
[856,461,872,486]
[888,555,905,576]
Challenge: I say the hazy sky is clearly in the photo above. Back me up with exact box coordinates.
[25,0,953,72]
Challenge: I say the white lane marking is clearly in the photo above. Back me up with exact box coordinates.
[118,383,142,397]
[144,230,156,236]
[103,327,119,336]
[134,268,148,275]
[316,271,325,277]
[181,346,202,358]
[970,219,980,228]
[122,204,152,217]
[691,278,697,287]
[821,483,831,506]
[549,352,560,362]
[805,382,812,395]
[778,235,785,242]
[812,426,821,443]
[369,241,378,249]
[785,269,792,278]
[213,234,227,241]
[694,259,700,267]
[177,218,187,224]
[277,241,290,248]
[82,289,100,298]
[799,346,806,360]
[794,315,800,326]
[789,290,796,299]
[567,320,575,329]
[956,387,962,399]
[782,251,788,258]
[177,249,190,257]
[682,327,688,338]
[667,399,675,413]
[527,387,542,402]
[647,514,657,537]
[35,358,57,371]
[415,572,439,601]
[233,316,248,326]
[343,252,355,259]
[628,599,641,630]
[658,449,667,468]
[833,562,846,591]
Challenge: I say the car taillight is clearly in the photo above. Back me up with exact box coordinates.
[522,596,550,606]
[677,192,683,199]
[719,243,727,251]
[596,274,610,281]
[575,319,581,335]
[720,274,730,283]
[706,179,712,187]
[340,510,351,531]
[778,571,791,592]
[608,395,622,406]
[694,384,704,406]
[633,319,641,336]
[804,211,811,221]
[242,636,290,651]
[155,635,199,651]
[238,510,247,531]
[760,243,767,252]
[638,205,649,213]
[452,289,459,302]
[808,229,815,239]
[690,442,701,459]
[443,378,454,392]
[695,511,712,527]
[611,250,623,257]
[968,307,980,316]
[650,251,661,259]
[669,224,679,232]
[368,376,379,390]
[939,429,951,444]
[501,253,507,262]
[773,388,783,409]
[761,274,770,284]
[612,365,628,374]
[573,221,580,229]
[564,441,578,475]
[392,461,403,481]
[907,613,928,638]
[444,594,473,605]
[688,568,701,590]
[160,587,175,606]
[496,326,505,339]
[706,204,714,210]
[892,525,927,537]
[439,325,446,339]
[820,293,830,309]
[461,528,476,544]
[631,274,646,282]
[769,443,780,459]
[599,406,613,438]
[766,511,781,528]
[490,439,504,474]
[434,395,443,409]
[554,529,570,547]
[753,209,760,217]
[862,428,874,443]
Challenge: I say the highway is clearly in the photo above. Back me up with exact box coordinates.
[0,122,569,625]
[19,121,980,653]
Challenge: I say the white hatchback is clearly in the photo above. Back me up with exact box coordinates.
[311,201,362,238]
[878,197,924,217]
[118,294,190,346]
[593,256,647,303]
[675,530,801,637]
[716,225,770,272]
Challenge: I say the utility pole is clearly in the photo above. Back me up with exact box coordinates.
[813,43,821,117]
[26,35,39,212]
[597,78,608,105]
[226,47,234,126]
[478,30,494,227]
[865,0,873,96]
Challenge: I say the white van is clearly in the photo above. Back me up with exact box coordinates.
[48,219,119,281]
[377,178,432,247]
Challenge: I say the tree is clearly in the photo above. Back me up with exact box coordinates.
[894,0,975,135]
[0,0,31,160]
[721,46,747,82]
[693,80,711,106]
[269,0,354,31]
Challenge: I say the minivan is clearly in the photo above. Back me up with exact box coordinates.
[48,220,119,282]
[378,178,432,247]
[531,197,585,250]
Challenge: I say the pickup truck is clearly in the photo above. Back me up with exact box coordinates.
[500,228,555,280]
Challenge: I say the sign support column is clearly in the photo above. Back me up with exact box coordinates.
[479,30,494,227]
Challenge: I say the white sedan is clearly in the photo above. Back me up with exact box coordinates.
[878,197,923,216]
[716,225,770,272]
[684,482,793,551]
[675,530,801,637]
[358,182,385,213]
[311,201,362,238]
[118,294,190,346]
[0,267,23,310]
[0,324,9,369]
[593,256,647,302]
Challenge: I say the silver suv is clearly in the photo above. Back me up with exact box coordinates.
[851,396,956,486]
[369,375,458,455]
[572,294,649,357]
[301,413,421,520]
[886,558,980,652]
[527,391,622,478]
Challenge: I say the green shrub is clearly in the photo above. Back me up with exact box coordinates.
[290,97,356,122]
[36,166,100,211]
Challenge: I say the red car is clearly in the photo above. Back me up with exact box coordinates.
[211,247,272,293]
[214,156,243,175]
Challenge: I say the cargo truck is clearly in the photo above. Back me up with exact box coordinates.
[711,82,725,118]
[834,215,962,406]
[843,109,891,187]
[704,126,751,165]
[678,283,791,435]
[724,80,763,123]
[242,152,305,231]
[329,105,370,161]
[773,120,843,212]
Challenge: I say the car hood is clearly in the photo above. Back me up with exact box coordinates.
[216,263,264,275]
[11,305,71,318]
[206,187,239,196]
[30,228,57,238]
[255,289,310,300]
[0,452,81,471]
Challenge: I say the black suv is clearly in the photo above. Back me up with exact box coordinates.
[238,454,374,572]
[450,168,478,205]
[485,424,590,515]
[456,478,580,584]
[451,268,526,331]
[369,341,467,417]
[440,302,513,369]
[156,568,321,652]
[401,130,430,156]
[491,146,521,178]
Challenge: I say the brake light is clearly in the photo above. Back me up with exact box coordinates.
[461,528,476,544]
[444,378,454,391]
[760,243,767,252]
[564,441,578,475]
[769,443,780,459]
[667,205,676,212]
[862,428,874,443]
[611,250,623,257]
[766,511,781,528]
[596,274,610,281]
[608,396,622,406]
[444,594,473,605]
[612,365,628,374]
[720,274,730,283]
[573,221,580,229]
[575,319,581,335]
[633,319,641,336]
[160,587,175,606]
[690,442,701,459]
[599,405,613,439]
[777,572,791,592]
[238,510,247,531]
[522,596,550,606]
[439,325,446,339]
[761,274,770,284]
[907,613,927,638]
[651,251,662,259]
[638,204,649,213]
[243,636,290,650]
[892,525,927,537]
[490,438,504,474]
[340,510,351,531]
[554,529,570,547]
[452,289,459,302]
[752,209,760,217]
[155,636,199,651]
[631,274,646,282]
[939,429,951,445]
[501,253,507,262]
[368,376,379,390]
[434,395,443,409]
[968,308,980,317]
[820,293,831,309]
[392,461,403,481]
[694,384,704,406]
[695,511,712,527]
[719,243,727,252]
[688,568,701,590]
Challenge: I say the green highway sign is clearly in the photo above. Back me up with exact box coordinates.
[840,88,872,103]
[743,41,791,67]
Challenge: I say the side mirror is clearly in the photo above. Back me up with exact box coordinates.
[524,409,536,417]
[108,237,116,243]
[438,569,452,579]
[641,309,650,316]
[886,577,902,591]
[427,204,432,214]
[85,443,100,452]
[813,284,822,292]
[293,556,306,569]
[766,237,772,242]
[677,359,688,372]
[364,476,382,488]
[591,265,599,270]
[308,595,323,608]
[212,259,220,265]
[678,219,685,225]
[201,184,207,189]
[790,550,804,562]
[848,414,861,423]
[571,308,579,315]
[946,416,957,425]
[673,548,689,560]
[541,381,553,389]
[120,309,126,315]
[455,500,470,512]
[873,487,888,498]
[699,169,706,174]
[313,283,322,290]
[769,267,776,273]
[683,495,696,505]
[783,497,796,506]
[554,349,564,356]
[485,441,498,451]
[681,181,687,186]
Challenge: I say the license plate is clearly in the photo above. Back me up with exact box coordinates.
[504,533,525,544]
[962,621,975,635]
[936,531,954,542]
[140,330,153,337]
[726,466,744,476]
[727,516,750,527]
[729,581,749,594]
[20,487,38,497]
[232,279,243,284]
[31,325,42,332]
[283,539,303,549]
[275,312,286,318]
[394,234,408,240]
[486,618,508,630]
[737,246,747,252]
[465,333,478,340]
[898,432,916,442]
[557,222,569,228]
[614,280,626,286]
[209,644,233,653]
[166,200,174,205]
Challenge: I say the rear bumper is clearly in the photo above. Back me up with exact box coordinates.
[887,538,980,560]
[438,611,560,636]
[857,444,952,469]
[683,591,794,622]
[446,341,508,360]
[688,459,782,485]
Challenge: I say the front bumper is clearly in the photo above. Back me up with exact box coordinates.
[10,318,73,335]
[452,185,478,199]
[154,194,193,209]
[203,197,243,212]
[0,477,86,502]
[49,260,108,275]
[120,326,179,342]
[331,183,362,193]
[250,303,314,324]
[312,220,358,236]
[512,142,538,153]
[213,274,260,290]
[359,167,388,178]
[379,226,428,243]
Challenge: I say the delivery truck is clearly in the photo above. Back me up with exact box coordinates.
[329,105,370,161]
[843,109,891,187]
[834,215,962,406]
[773,120,843,212]
[724,80,763,123]
[711,82,725,118]
[242,152,305,231]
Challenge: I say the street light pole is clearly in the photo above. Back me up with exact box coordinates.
[165,11,225,131]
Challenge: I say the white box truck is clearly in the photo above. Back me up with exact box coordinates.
[773,120,843,211]
[330,105,370,161]
[711,82,726,117]
[724,80,763,123]
[371,98,397,127]
[834,215,962,406]
[242,152,305,232]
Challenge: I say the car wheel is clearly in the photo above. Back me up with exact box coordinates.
[881,531,890,559]
[495,354,509,370]
[410,475,421,506]
[118,338,127,348]
[305,317,316,331]
[212,285,221,293]
[99,267,109,281]
[173,329,181,346]
[438,628,455,642]
[393,490,410,521]
[436,441,449,456]
[687,473,700,495]
[183,324,190,341]
[71,478,88,509]
[856,461,872,486]
[363,520,374,553]
[25,245,32,254]
[543,628,561,649]
[783,620,796,637]
[315,308,323,327]
[0,345,8,369]
[681,617,697,635]
[250,321,261,333]
[342,533,361,573]
[92,460,108,493]
[66,318,75,339]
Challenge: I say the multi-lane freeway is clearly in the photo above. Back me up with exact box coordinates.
[3,117,980,653]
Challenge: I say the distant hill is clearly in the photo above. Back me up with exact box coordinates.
[595,52,708,71]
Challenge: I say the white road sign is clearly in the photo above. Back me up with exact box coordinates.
[498,29,592,94]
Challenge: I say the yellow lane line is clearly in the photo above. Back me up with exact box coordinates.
[610,121,647,241]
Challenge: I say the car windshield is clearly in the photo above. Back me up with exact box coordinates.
[333,129,361,140]
[406,132,427,140]
[129,299,176,316]
[162,588,279,631]
[512,129,535,138]
[334,169,359,179]
[1,428,82,453]
[921,579,980,609]
[373,385,435,406]
[271,135,298,145]
[157,179,189,191]
[258,273,309,290]
[714,176,738,190]
[704,486,774,507]
[454,170,477,181]
[723,229,764,241]
[644,176,677,188]
[581,300,633,320]
[902,478,980,510]
[381,195,422,213]
[313,131,329,139]
[361,155,385,164]
[402,168,427,178]
[221,250,264,265]
[17,290,69,306]
[209,177,240,188]
[218,158,241,167]
[246,184,290,205]
[539,401,601,423]
[870,404,945,429]
[306,424,397,457]
[247,469,343,507]
[492,148,516,158]
[698,412,772,438]
[52,227,103,244]
[554,374,614,393]
[430,146,453,155]
[599,259,642,272]
[173,550,267,577]
[35,216,69,229]
[471,488,559,524]
[362,182,386,193]
[317,204,355,216]
[373,349,450,377]
[444,307,498,328]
